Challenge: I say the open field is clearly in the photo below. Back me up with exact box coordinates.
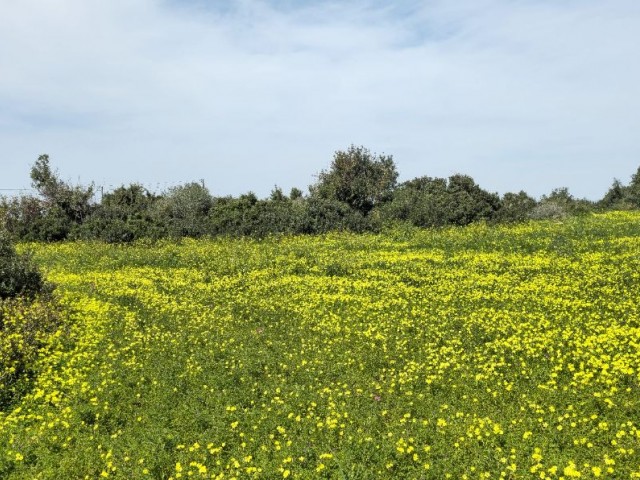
[1,212,640,479]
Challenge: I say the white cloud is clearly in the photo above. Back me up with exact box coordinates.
[1,0,639,198]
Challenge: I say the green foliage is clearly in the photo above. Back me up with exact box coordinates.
[3,154,638,243]
[29,154,58,200]
[311,145,398,216]
[0,233,45,300]
[2,155,94,241]
[536,187,595,218]
[30,154,94,225]
[269,186,287,202]
[494,191,537,223]
[599,179,628,209]
[0,297,65,410]
[627,166,640,208]
[381,174,501,227]
[207,193,258,237]
[289,187,304,200]
[598,166,640,210]
[2,195,68,241]
[444,174,501,225]
[300,197,370,233]
[153,182,213,238]
[80,184,160,243]
[208,194,307,238]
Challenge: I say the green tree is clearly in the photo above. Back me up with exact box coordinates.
[31,154,94,225]
[269,186,287,202]
[3,155,95,241]
[289,187,304,201]
[599,179,629,210]
[627,166,640,208]
[311,145,398,216]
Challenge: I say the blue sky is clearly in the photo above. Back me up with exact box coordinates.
[1,0,639,199]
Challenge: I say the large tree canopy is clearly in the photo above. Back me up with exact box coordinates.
[311,145,398,216]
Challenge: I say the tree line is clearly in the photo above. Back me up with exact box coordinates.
[2,146,640,243]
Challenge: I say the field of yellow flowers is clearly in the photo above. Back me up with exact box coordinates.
[1,211,639,479]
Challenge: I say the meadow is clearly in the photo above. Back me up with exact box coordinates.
[1,211,639,479]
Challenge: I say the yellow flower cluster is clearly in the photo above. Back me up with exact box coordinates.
[1,211,639,478]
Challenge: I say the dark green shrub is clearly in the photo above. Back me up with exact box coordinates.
[626,166,640,208]
[79,184,160,242]
[207,193,260,237]
[494,191,537,223]
[0,233,46,300]
[300,197,370,234]
[1,195,72,241]
[380,175,500,227]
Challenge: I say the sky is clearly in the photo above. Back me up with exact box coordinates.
[1,0,639,200]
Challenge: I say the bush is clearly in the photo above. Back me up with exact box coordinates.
[79,184,160,242]
[206,194,304,238]
[300,197,371,234]
[529,202,567,220]
[626,166,640,208]
[539,187,595,216]
[494,191,537,223]
[152,183,213,238]
[1,155,95,242]
[1,195,72,241]
[0,233,46,300]
[380,175,501,228]
[0,233,60,409]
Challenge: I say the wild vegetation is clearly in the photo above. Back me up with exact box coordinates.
[0,232,63,411]
[0,212,639,478]
[2,148,639,243]
[1,150,639,477]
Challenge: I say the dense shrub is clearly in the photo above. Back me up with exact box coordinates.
[536,188,595,218]
[245,199,307,237]
[1,195,72,241]
[626,166,640,208]
[207,194,310,237]
[207,193,260,237]
[152,182,213,238]
[0,233,62,410]
[493,191,537,223]
[79,184,160,242]
[0,233,46,300]
[300,197,371,234]
[381,175,501,227]
[1,155,94,241]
